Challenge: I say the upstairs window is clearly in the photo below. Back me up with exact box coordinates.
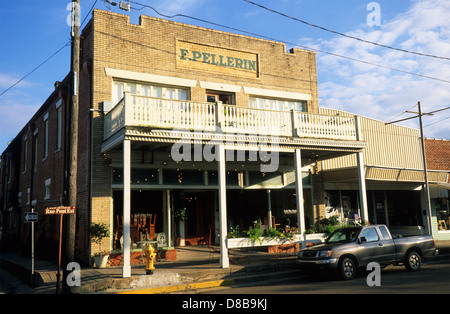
[249,97,306,112]
[112,81,189,104]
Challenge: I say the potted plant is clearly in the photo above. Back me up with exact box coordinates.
[174,207,187,246]
[90,222,110,268]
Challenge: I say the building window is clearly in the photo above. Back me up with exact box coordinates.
[23,136,28,173]
[43,113,49,160]
[44,178,51,200]
[435,197,450,231]
[33,129,38,173]
[55,99,62,151]
[18,192,22,207]
[249,97,306,112]
[112,81,189,104]
[26,188,31,205]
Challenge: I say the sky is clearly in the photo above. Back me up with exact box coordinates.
[0,0,449,156]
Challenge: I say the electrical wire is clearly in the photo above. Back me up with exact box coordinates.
[126,0,450,85]
[243,0,450,61]
[0,41,70,97]
[0,1,99,98]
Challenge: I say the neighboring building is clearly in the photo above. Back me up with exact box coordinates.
[320,108,449,239]
[0,75,79,256]
[2,9,446,275]
[425,138,450,239]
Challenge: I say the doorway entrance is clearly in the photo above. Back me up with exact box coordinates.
[206,91,235,105]
[177,191,216,245]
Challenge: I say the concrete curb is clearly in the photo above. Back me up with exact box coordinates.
[110,269,303,294]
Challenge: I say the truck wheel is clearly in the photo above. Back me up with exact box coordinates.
[405,251,421,272]
[340,257,356,280]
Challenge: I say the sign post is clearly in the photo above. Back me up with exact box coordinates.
[24,209,38,286]
[45,206,76,294]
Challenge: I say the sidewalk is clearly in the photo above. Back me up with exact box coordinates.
[0,245,302,294]
[1,240,449,294]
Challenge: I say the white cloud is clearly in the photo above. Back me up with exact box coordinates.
[313,0,450,139]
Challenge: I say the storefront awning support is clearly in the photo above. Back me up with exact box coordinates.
[355,116,369,222]
[122,139,131,278]
[218,144,229,268]
[294,149,306,247]
[267,190,273,229]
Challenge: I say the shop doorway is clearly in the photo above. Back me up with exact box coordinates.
[177,191,215,245]
[112,190,163,249]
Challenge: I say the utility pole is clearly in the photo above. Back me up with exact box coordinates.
[416,102,432,235]
[386,102,450,235]
[63,0,79,291]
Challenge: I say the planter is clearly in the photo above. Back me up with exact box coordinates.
[227,233,327,249]
[174,236,185,247]
[227,236,294,249]
[93,255,109,268]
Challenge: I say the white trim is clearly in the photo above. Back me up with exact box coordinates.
[243,86,311,101]
[105,68,197,88]
[199,81,242,93]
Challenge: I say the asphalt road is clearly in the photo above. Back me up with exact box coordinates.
[197,258,450,294]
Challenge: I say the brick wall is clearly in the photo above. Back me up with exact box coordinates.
[425,138,450,182]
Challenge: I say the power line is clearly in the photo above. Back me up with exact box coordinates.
[424,116,450,128]
[0,41,70,97]
[0,1,98,98]
[386,106,450,124]
[125,0,450,85]
[243,0,450,61]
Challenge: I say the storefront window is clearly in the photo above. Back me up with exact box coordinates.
[112,168,159,185]
[324,190,360,224]
[435,197,450,231]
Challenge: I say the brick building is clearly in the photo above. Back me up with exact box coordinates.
[425,138,450,237]
[2,9,447,274]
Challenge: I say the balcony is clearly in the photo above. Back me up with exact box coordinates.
[103,92,358,143]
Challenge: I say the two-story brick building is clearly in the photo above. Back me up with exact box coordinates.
[1,10,368,274]
[7,9,447,276]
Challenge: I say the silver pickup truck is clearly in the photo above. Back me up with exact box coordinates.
[297,224,439,280]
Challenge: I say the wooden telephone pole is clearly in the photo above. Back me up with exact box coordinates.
[63,0,79,291]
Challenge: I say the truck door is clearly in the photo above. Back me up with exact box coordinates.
[377,225,396,263]
[358,227,386,266]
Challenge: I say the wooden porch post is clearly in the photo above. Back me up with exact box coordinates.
[294,149,306,247]
[355,116,369,223]
[122,139,131,278]
[218,144,229,268]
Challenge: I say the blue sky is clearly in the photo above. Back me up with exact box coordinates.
[1,0,449,155]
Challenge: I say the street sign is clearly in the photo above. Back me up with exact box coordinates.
[24,212,38,223]
[45,206,76,215]
[44,205,76,294]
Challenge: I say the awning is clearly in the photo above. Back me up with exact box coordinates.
[430,183,450,198]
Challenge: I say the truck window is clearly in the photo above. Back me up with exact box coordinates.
[360,227,379,242]
[378,226,391,240]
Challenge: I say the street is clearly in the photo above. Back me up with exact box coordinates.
[194,258,450,294]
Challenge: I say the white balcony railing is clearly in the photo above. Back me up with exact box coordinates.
[104,92,357,141]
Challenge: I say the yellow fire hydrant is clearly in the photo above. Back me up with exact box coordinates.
[144,244,156,275]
